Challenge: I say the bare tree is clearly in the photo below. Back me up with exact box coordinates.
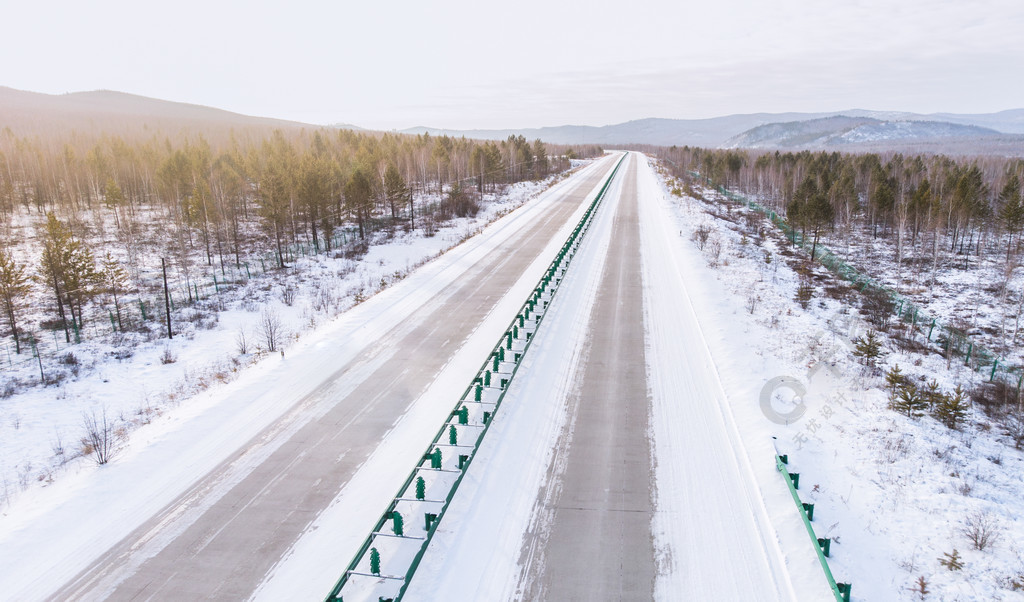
[82,407,117,465]
[259,306,283,352]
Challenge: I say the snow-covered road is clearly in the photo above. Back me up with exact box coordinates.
[0,156,619,601]
[0,151,838,601]
[404,154,836,601]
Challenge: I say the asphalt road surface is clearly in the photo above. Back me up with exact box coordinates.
[52,158,617,601]
[517,156,657,600]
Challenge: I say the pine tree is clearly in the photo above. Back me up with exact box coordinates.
[884,364,905,405]
[100,252,129,331]
[39,213,99,342]
[939,548,964,571]
[892,382,926,418]
[998,174,1024,260]
[383,163,410,225]
[920,379,943,412]
[852,330,885,368]
[344,168,374,240]
[0,249,31,353]
[934,385,969,429]
[104,177,125,230]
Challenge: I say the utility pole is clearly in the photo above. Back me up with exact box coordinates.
[161,257,172,339]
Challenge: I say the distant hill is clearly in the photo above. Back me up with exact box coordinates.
[721,115,1024,155]
[401,110,1024,153]
[402,113,835,147]
[0,87,316,136]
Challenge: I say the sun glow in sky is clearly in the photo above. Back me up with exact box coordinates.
[3,0,1022,129]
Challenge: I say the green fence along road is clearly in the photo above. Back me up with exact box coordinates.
[325,153,628,602]
[681,168,1022,395]
[772,441,852,602]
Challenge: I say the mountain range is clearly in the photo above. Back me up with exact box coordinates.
[2,86,1022,155]
[403,110,1024,154]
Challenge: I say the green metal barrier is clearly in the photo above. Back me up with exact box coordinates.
[325,152,629,602]
[776,452,851,602]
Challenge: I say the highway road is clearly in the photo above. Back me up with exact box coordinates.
[50,157,619,601]
[405,153,821,601]
[516,156,657,600]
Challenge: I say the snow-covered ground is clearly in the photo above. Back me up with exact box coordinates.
[0,160,614,600]
[4,147,1022,601]
[0,170,580,513]
[399,154,834,600]
[657,163,1024,600]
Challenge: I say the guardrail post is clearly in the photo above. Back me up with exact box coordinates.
[483,411,491,424]
[459,454,469,469]
[449,425,458,446]
[837,583,852,602]
[803,502,815,521]
[818,537,831,557]
[484,371,491,386]
[475,384,482,401]
[392,511,404,536]
[790,472,800,489]
[458,406,468,425]
[431,448,442,469]
[370,547,381,576]
[425,513,437,531]
[415,476,426,500]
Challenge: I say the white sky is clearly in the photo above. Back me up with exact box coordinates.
[2,0,1022,129]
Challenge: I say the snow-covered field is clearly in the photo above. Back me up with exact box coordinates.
[3,147,1022,601]
[0,170,581,513]
[656,163,1024,600]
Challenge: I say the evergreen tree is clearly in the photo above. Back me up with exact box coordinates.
[100,252,129,331]
[104,177,125,229]
[344,168,374,240]
[920,379,943,412]
[39,213,99,341]
[892,382,926,418]
[934,385,969,429]
[298,152,334,252]
[884,364,905,405]
[383,163,410,224]
[998,174,1024,260]
[852,330,884,368]
[0,248,31,353]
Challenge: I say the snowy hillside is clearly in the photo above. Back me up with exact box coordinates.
[723,116,1003,150]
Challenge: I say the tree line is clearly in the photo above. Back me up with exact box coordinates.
[659,146,1024,273]
[0,125,602,352]
[656,145,1024,363]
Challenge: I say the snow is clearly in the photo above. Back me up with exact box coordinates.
[3,144,1023,602]
[0,159,610,601]
[395,152,624,602]
[657,163,1024,600]
[0,173,574,514]
[397,154,834,600]
[251,157,616,601]
[636,154,830,600]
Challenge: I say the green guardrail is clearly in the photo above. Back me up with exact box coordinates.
[774,445,851,602]
[325,152,628,602]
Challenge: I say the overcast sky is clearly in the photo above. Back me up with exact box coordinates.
[2,0,1022,130]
